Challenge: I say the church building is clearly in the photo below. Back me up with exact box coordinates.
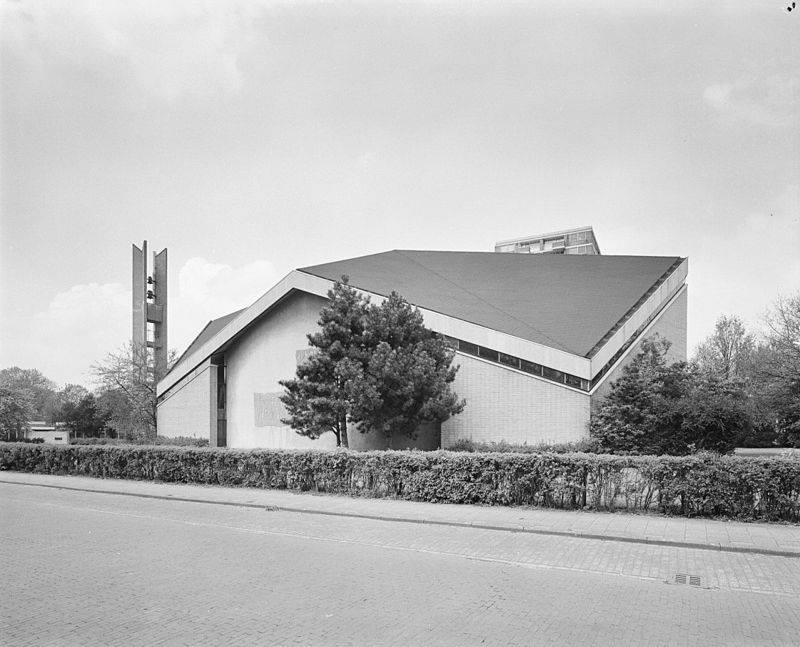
[156,249,687,449]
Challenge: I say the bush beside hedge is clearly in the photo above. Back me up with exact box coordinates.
[1,443,799,521]
[69,436,209,447]
[448,438,604,454]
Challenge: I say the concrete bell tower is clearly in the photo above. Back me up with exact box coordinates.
[132,241,168,378]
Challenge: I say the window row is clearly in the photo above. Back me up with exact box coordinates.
[444,337,590,391]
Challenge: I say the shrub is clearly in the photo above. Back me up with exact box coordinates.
[1,444,798,521]
[69,436,209,447]
[448,438,604,454]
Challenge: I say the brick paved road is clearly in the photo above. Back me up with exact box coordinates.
[2,483,799,646]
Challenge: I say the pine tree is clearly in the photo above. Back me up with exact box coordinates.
[591,335,752,454]
[280,279,465,447]
[279,277,370,447]
[344,292,464,438]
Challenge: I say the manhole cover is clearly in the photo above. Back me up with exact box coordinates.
[674,573,701,587]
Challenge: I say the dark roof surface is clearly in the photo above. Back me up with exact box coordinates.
[300,250,681,357]
[172,308,245,372]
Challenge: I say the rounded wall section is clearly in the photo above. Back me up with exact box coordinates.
[347,421,441,451]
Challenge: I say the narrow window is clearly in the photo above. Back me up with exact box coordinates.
[565,374,584,389]
[498,353,520,369]
[520,360,543,376]
[542,366,565,383]
[479,346,499,362]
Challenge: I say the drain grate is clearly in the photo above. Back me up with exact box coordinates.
[674,573,701,587]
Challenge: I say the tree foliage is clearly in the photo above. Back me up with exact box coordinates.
[280,277,464,447]
[60,393,110,438]
[758,294,800,446]
[344,292,465,437]
[44,384,89,425]
[591,336,752,454]
[279,278,370,447]
[691,296,800,448]
[0,384,34,441]
[0,367,56,421]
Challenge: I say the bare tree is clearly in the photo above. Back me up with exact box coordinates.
[748,293,800,446]
[762,294,800,381]
[92,342,173,440]
[694,315,755,380]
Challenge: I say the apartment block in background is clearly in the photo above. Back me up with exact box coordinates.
[494,226,600,255]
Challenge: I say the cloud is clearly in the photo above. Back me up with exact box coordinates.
[2,0,262,103]
[0,282,132,387]
[703,75,798,127]
[0,257,277,387]
[173,257,278,350]
[689,182,800,350]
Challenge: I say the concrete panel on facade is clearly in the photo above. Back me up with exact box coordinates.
[157,360,216,440]
[224,291,338,450]
[441,354,591,448]
[590,287,688,408]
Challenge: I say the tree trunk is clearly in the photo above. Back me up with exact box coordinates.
[339,414,349,448]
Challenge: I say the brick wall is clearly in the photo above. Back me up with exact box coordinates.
[442,354,591,447]
[157,360,216,440]
[590,287,688,408]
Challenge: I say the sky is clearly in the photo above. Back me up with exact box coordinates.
[1,0,798,388]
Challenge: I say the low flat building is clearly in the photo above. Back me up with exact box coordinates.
[157,250,687,450]
[25,422,69,444]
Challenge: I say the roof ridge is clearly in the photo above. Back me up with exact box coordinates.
[394,250,571,353]
[585,257,684,358]
[392,249,680,259]
[166,308,245,377]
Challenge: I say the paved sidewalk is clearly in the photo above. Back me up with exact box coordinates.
[2,470,799,557]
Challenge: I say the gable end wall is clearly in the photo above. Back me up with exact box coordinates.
[590,287,688,409]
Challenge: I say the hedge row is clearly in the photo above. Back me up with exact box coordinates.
[69,436,209,447]
[2,443,799,521]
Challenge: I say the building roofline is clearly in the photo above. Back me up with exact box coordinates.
[494,226,596,247]
[165,308,245,378]
[158,253,687,397]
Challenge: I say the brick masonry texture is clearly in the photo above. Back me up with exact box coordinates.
[2,481,799,647]
[591,288,688,407]
[442,353,591,447]
[156,361,215,440]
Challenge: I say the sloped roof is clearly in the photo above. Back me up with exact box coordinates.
[172,308,245,371]
[299,250,681,357]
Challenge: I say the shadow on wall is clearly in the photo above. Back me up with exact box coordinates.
[348,421,441,451]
